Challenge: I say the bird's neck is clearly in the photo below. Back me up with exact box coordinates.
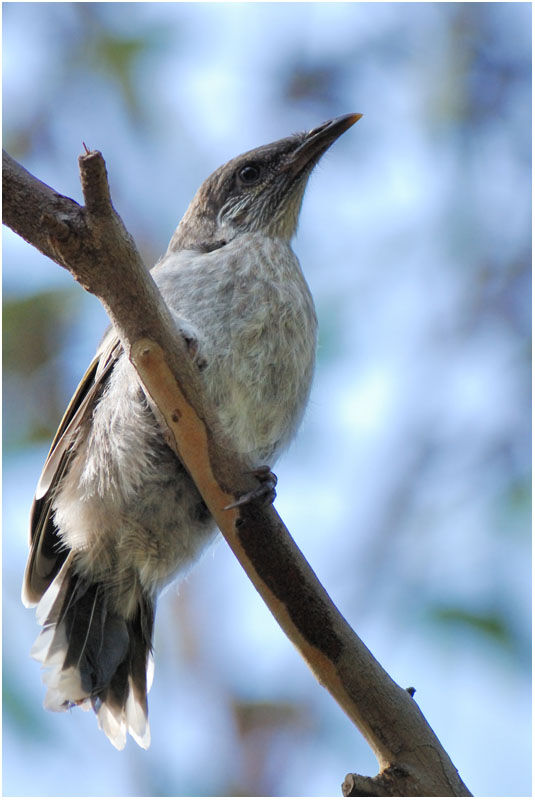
[166,204,295,255]
[165,214,221,254]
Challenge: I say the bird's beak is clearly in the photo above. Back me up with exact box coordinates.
[288,113,362,177]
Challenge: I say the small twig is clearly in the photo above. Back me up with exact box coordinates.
[343,767,412,797]
[79,149,114,215]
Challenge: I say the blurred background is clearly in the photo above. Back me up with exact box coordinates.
[3,3,531,797]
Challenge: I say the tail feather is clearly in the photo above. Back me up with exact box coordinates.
[31,560,154,750]
[125,676,152,748]
[35,554,73,627]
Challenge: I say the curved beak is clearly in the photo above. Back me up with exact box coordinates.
[289,113,362,176]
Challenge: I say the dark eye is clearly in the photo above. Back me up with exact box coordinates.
[238,164,261,185]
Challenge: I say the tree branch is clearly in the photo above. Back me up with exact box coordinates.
[3,148,471,797]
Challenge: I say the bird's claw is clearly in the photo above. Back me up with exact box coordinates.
[224,466,278,510]
[181,331,207,371]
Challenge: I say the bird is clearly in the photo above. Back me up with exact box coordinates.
[22,113,361,750]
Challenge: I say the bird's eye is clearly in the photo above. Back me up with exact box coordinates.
[238,164,262,185]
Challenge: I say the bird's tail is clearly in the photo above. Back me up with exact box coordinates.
[29,554,155,750]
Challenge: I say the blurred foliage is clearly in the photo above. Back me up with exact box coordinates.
[74,4,172,122]
[429,606,520,650]
[4,289,71,373]
[3,288,80,449]
[283,60,345,107]
[450,4,531,134]
[3,3,172,157]
[496,477,532,539]
[229,700,313,796]
[2,669,52,742]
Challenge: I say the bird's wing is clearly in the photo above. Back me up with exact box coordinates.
[22,329,122,607]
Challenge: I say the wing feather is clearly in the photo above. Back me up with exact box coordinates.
[22,330,122,607]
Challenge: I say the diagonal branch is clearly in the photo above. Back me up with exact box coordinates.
[3,148,471,797]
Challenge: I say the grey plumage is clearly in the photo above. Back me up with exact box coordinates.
[23,113,360,749]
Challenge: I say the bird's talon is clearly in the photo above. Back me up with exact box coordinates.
[250,465,277,486]
[181,332,197,356]
[181,331,207,371]
[223,466,278,510]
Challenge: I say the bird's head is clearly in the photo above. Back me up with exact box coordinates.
[169,113,361,252]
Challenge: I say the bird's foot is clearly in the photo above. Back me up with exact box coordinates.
[180,328,207,371]
[224,465,278,510]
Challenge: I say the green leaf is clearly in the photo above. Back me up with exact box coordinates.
[429,605,511,644]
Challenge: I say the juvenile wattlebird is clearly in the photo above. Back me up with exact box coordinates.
[23,113,361,749]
